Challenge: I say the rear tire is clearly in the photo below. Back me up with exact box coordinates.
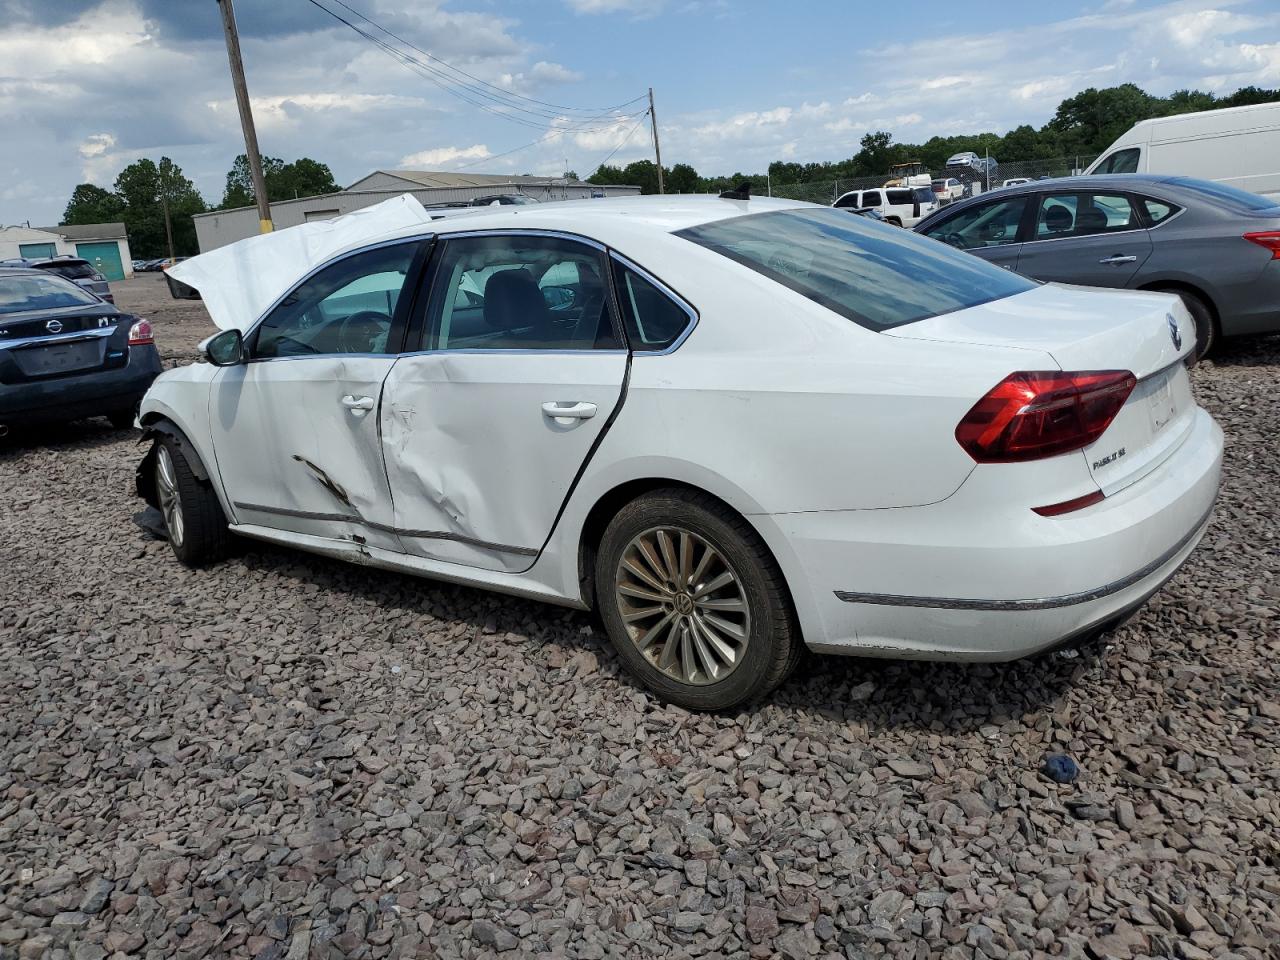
[886,216,903,227]
[595,488,800,711]
[154,436,233,567]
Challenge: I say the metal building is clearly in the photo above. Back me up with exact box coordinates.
[192,171,641,252]
[0,222,134,280]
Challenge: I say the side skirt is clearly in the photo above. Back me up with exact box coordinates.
[229,523,589,610]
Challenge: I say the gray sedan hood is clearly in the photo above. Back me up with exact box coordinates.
[167,194,433,331]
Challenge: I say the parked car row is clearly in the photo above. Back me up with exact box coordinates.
[133,257,190,273]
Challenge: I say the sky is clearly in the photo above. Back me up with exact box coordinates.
[1,0,1278,225]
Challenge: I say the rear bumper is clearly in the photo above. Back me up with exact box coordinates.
[777,407,1223,660]
[0,345,162,423]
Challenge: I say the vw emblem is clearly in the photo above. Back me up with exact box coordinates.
[45,319,63,334]
[1167,314,1182,351]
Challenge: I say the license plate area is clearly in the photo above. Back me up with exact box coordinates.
[1147,370,1176,433]
[12,339,103,377]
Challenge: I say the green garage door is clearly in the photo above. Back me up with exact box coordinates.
[18,242,56,259]
[75,241,125,281]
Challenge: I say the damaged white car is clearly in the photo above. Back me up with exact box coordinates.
[136,194,1222,710]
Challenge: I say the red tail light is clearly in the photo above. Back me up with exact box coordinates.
[1244,231,1280,259]
[956,370,1136,463]
[127,319,154,346]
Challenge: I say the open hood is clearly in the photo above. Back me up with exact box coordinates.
[168,194,434,331]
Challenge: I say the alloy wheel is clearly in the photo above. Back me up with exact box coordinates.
[155,446,185,549]
[614,526,752,686]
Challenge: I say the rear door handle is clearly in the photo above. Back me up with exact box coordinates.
[1099,254,1137,265]
[341,395,375,417]
[542,401,597,421]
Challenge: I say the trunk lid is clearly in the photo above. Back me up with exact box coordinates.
[0,303,126,384]
[887,283,1197,496]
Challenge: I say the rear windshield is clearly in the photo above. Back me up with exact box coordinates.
[1169,177,1279,212]
[0,273,99,314]
[913,187,934,202]
[675,208,1036,331]
[38,261,96,280]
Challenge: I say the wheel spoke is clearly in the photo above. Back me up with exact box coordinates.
[694,596,747,614]
[622,557,667,595]
[688,542,715,591]
[702,612,747,642]
[678,531,693,589]
[636,537,669,584]
[679,625,696,682]
[689,619,726,679]
[635,611,675,652]
[622,605,665,623]
[693,570,736,599]
[656,529,679,583]
[692,615,737,664]
[618,582,668,604]
[657,620,682,669]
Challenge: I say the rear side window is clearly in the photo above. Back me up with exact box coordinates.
[611,262,693,352]
[1092,148,1140,174]
[1035,192,1139,238]
[886,189,913,205]
[676,208,1035,331]
[1140,197,1181,225]
[861,190,882,206]
[833,193,860,209]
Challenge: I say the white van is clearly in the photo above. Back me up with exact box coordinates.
[1085,101,1280,198]
[833,186,938,227]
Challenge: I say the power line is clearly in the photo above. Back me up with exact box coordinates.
[321,0,646,117]
[302,0,645,130]
[592,110,651,172]
[451,108,650,172]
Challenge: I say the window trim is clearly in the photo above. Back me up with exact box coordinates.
[1133,194,1187,232]
[608,250,700,356]
[242,235,434,363]
[413,229,628,356]
[1022,190,1147,247]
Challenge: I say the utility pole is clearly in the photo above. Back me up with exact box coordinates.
[161,174,175,260]
[217,0,273,233]
[649,87,665,195]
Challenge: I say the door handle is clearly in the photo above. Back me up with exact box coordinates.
[542,401,597,421]
[1099,254,1137,265]
[341,395,375,418]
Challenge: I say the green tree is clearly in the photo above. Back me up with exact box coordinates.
[110,157,206,258]
[62,184,125,225]
[666,163,700,193]
[1047,83,1157,156]
[220,155,339,208]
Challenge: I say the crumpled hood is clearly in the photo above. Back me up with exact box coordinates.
[169,194,434,330]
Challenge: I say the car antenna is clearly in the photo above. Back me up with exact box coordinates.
[719,182,751,201]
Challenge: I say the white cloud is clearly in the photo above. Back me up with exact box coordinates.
[564,0,655,13]
[78,133,116,159]
[399,143,491,167]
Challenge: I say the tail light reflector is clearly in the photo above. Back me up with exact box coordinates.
[127,319,154,346]
[1032,490,1106,517]
[956,370,1136,462]
[1243,231,1280,259]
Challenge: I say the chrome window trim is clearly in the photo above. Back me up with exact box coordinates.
[608,250,700,356]
[1133,197,1188,233]
[1020,190,1153,247]
[241,234,433,351]
[835,505,1213,611]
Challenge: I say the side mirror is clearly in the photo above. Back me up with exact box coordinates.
[200,328,245,366]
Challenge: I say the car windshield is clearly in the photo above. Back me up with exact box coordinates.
[0,273,99,314]
[676,208,1036,331]
[1168,177,1280,213]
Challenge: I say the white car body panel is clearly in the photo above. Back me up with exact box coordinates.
[380,350,628,571]
[140,195,1223,663]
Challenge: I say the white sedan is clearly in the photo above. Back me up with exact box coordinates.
[138,195,1222,711]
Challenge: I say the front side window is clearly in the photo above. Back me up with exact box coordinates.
[611,262,694,352]
[424,234,620,351]
[922,197,1027,249]
[677,208,1035,331]
[0,273,99,314]
[1092,148,1140,175]
[253,243,418,358]
[1035,192,1139,239]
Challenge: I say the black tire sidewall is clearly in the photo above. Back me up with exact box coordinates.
[595,492,787,711]
[1177,291,1216,359]
[157,435,227,567]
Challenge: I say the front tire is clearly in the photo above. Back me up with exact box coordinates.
[595,489,800,711]
[154,436,233,567]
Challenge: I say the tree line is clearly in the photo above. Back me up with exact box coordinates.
[588,83,1280,194]
[61,155,340,258]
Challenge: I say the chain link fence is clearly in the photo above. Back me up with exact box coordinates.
[769,155,1099,205]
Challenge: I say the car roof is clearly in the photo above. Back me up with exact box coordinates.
[385,194,817,243]
[0,266,46,277]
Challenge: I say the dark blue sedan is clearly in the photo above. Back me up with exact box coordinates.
[0,267,161,435]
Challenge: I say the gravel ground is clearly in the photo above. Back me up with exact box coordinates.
[1,275,1278,960]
